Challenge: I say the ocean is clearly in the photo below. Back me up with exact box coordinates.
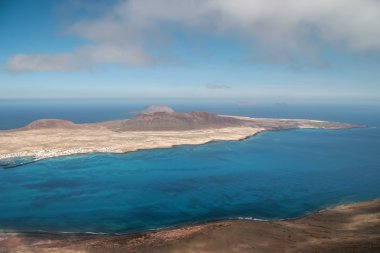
[0,100,379,234]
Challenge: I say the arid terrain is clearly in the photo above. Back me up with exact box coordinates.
[1,199,379,253]
[0,106,356,162]
[0,106,374,253]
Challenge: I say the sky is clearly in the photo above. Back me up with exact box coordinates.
[1,0,380,102]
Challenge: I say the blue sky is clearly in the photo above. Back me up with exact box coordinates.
[1,0,380,102]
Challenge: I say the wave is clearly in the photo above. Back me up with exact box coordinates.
[0,217,279,236]
[235,217,270,221]
[0,156,37,169]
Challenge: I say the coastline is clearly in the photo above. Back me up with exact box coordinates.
[0,115,359,163]
[0,196,371,236]
[0,126,264,162]
[1,198,379,253]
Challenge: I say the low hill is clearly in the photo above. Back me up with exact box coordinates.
[19,106,244,131]
[113,111,243,131]
[23,119,77,130]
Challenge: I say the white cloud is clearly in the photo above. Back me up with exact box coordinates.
[6,0,380,72]
[206,83,230,89]
[7,54,75,72]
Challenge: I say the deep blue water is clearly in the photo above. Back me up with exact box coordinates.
[0,100,379,234]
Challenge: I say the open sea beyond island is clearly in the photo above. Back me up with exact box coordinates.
[0,100,380,234]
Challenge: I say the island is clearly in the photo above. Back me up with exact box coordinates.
[0,106,357,163]
[0,105,357,163]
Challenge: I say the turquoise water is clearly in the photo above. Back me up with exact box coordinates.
[0,101,380,234]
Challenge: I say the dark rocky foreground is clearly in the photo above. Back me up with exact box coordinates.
[1,199,379,253]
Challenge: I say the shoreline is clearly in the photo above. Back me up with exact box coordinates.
[1,198,379,253]
[0,128,265,166]
[0,197,370,236]
[0,126,264,162]
[0,113,359,162]
[0,123,360,165]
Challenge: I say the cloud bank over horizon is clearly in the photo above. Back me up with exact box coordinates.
[6,0,380,72]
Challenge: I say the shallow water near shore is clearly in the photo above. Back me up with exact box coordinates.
[0,101,380,234]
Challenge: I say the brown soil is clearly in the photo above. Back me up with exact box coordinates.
[1,199,379,253]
